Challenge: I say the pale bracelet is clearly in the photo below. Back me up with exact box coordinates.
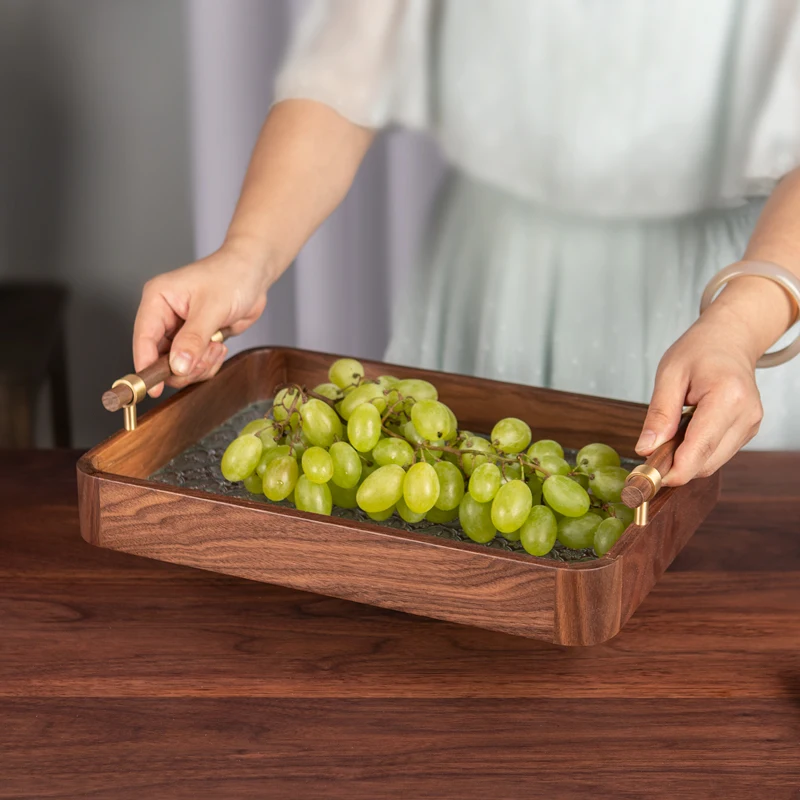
[699,260,800,368]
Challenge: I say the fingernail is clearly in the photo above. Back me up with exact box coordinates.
[171,352,192,376]
[635,430,656,453]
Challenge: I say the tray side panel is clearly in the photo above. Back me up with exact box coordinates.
[615,472,721,631]
[552,474,720,646]
[76,465,101,546]
[93,480,557,640]
[553,560,623,647]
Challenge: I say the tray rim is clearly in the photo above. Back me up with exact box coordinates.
[78,345,676,573]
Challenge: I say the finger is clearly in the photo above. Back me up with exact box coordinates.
[691,418,760,480]
[636,363,688,455]
[169,296,230,377]
[663,394,737,486]
[199,344,228,382]
[133,287,180,398]
[166,342,225,389]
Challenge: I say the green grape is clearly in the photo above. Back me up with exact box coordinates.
[366,506,395,522]
[458,494,496,544]
[501,528,522,542]
[329,481,358,509]
[373,437,415,468]
[469,462,502,503]
[272,387,303,424]
[520,505,558,556]
[607,502,635,527]
[286,428,310,459]
[257,422,281,449]
[356,464,406,513]
[243,471,264,495]
[441,449,461,467]
[570,472,590,490]
[396,496,426,524]
[527,473,544,506]
[339,382,387,420]
[301,446,334,485]
[425,505,459,524]
[394,378,438,402]
[532,454,571,479]
[433,461,465,510]
[594,516,626,556]
[491,417,532,454]
[262,455,299,502]
[347,402,382,452]
[361,457,380,478]
[526,473,544,492]
[377,375,399,390]
[411,399,451,441]
[294,475,333,516]
[557,512,603,550]
[328,358,365,389]
[313,382,342,401]
[443,406,459,442]
[328,441,362,488]
[402,420,425,446]
[527,439,565,461]
[239,418,270,436]
[460,435,494,476]
[589,466,629,503]
[542,474,591,517]
[502,462,524,483]
[576,443,621,473]
[299,399,343,448]
[491,480,533,534]
[256,444,291,477]
[403,461,440,514]
[421,448,442,466]
[220,434,263,482]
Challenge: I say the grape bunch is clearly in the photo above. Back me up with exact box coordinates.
[219,358,634,558]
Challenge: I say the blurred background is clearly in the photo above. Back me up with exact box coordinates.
[0,0,445,447]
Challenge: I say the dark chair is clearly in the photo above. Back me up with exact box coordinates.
[0,283,71,448]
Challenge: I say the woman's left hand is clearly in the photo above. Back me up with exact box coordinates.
[636,311,763,486]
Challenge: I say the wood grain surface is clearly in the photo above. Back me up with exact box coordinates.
[1,449,799,799]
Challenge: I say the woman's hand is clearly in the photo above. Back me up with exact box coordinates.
[636,303,764,486]
[133,240,271,397]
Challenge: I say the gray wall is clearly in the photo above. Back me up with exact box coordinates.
[1,0,193,446]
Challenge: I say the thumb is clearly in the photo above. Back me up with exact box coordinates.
[169,296,229,377]
[636,366,687,455]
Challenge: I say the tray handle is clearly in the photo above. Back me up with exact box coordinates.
[101,328,231,430]
[621,406,695,526]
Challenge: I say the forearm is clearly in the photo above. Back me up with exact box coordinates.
[701,168,800,366]
[223,99,375,282]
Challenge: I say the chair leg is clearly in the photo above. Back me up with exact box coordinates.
[0,383,35,448]
[49,333,72,448]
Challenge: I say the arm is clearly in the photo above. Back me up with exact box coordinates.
[133,99,374,395]
[638,168,800,484]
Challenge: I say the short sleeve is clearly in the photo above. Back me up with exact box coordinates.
[742,6,800,192]
[274,0,433,130]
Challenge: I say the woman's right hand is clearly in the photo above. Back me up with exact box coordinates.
[133,240,271,397]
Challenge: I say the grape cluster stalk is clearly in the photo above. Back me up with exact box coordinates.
[219,358,633,558]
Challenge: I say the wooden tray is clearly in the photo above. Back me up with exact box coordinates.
[77,347,720,646]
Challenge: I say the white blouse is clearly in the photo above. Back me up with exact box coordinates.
[275,0,800,218]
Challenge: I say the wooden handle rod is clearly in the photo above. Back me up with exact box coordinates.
[621,408,695,509]
[102,329,231,412]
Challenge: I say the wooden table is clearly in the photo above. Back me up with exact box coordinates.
[1,450,799,799]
